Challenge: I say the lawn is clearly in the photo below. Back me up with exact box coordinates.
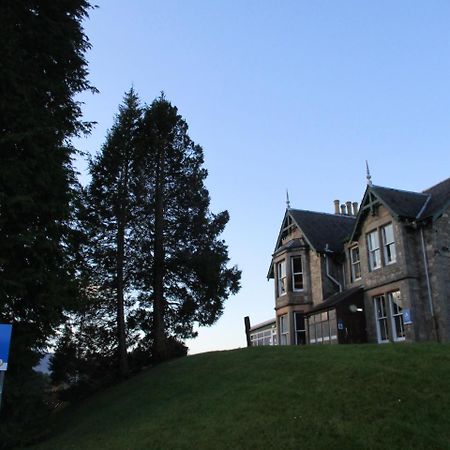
[33,344,450,449]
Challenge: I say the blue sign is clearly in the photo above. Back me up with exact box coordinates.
[403,309,412,325]
[338,320,344,330]
[0,324,13,371]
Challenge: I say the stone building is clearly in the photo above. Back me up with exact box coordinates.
[245,176,450,345]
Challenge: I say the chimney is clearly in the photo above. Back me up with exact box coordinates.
[346,201,352,216]
[340,204,346,215]
[334,199,340,214]
[352,202,359,215]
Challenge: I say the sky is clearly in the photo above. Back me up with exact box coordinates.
[74,1,450,354]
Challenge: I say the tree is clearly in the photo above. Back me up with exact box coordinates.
[0,1,95,444]
[86,88,143,377]
[138,96,241,361]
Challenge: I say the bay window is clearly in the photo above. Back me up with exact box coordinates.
[277,260,286,296]
[291,256,304,291]
[279,314,289,345]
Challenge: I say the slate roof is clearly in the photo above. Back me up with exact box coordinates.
[420,177,450,218]
[370,185,429,219]
[367,178,450,220]
[273,238,305,256]
[289,209,356,253]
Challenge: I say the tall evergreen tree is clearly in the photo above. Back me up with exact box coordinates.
[0,1,95,443]
[139,96,241,361]
[86,88,143,377]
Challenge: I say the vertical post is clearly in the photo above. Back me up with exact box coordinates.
[244,316,251,347]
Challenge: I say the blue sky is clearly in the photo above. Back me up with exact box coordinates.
[75,1,450,354]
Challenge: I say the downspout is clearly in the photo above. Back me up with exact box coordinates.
[325,243,342,293]
[420,227,440,341]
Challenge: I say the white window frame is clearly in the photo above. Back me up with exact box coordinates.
[350,245,361,281]
[373,295,390,343]
[367,230,381,271]
[277,260,287,297]
[279,314,289,345]
[388,291,405,341]
[381,223,397,265]
[250,329,274,346]
[291,256,304,292]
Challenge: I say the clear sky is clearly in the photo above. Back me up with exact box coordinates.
[74,1,450,354]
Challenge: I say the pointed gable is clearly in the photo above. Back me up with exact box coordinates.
[268,208,356,278]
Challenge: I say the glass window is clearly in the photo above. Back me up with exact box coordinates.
[294,313,306,345]
[374,295,390,343]
[367,230,381,271]
[277,260,286,296]
[291,257,304,291]
[350,246,361,281]
[388,291,405,341]
[308,318,316,344]
[382,223,397,265]
[280,314,289,345]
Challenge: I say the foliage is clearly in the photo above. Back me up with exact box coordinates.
[138,96,241,360]
[84,88,144,377]
[0,1,94,446]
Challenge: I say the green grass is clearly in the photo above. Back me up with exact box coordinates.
[33,344,450,450]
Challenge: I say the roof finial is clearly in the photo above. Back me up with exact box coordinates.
[366,160,373,186]
[286,189,291,209]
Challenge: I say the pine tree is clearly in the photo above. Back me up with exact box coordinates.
[139,96,241,361]
[86,89,143,377]
[0,1,95,443]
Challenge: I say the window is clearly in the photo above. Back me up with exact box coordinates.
[279,314,289,345]
[367,230,381,271]
[277,260,286,296]
[373,295,390,343]
[291,257,304,291]
[350,246,361,281]
[307,310,337,344]
[388,291,405,341]
[381,223,397,265]
[250,329,275,346]
[294,313,306,345]
[308,316,316,344]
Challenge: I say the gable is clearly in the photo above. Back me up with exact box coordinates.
[350,185,429,241]
[268,208,356,278]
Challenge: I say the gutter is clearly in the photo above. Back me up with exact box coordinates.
[419,227,440,341]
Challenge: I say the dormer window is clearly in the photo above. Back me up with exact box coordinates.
[277,260,286,296]
[350,246,361,281]
[367,230,381,271]
[291,256,304,291]
[381,223,396,264]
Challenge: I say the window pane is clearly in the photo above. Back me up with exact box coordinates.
[293,274,303,290]
[292,257,302,273]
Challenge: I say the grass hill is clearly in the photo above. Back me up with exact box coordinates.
[33,344,450,450]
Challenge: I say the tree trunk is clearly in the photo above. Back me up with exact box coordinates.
[152,145,168,362]
[116,217,129,377]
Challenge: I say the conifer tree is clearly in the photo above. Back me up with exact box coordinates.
[0,0,95,443]
[86,89,143,377]
[139,96,241,361]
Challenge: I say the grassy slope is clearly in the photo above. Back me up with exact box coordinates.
[34,344,450,450]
